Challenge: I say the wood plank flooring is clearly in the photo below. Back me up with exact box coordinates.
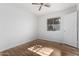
[0,39,79,56]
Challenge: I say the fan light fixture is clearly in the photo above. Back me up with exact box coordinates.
[32,3,50,11]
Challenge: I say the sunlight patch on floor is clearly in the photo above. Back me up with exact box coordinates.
[28,45,54,56]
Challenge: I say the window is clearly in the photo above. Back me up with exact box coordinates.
[47,17,61,31]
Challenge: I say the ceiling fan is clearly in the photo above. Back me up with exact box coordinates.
[32,3,50,11]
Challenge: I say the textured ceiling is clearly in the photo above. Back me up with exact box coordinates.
[0,3,76,16]
[18,3,76,15]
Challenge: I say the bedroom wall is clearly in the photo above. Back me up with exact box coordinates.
[78,11,79,48]
[0,4,37,51]
[77,4,79,48]
[62,11,77,47]
[37,5,77,44]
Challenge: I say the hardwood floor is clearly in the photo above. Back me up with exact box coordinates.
[0,39,79,56]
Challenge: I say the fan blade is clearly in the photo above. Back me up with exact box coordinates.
[39,5,42,11]
[44,3,50,7]
[32,3,41,5]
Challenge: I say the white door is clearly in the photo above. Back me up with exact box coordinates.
[62,12,77,47]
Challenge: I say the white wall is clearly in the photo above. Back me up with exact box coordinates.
[78,11,79,48]
[77,4,79,48]
[37,6,77,44]
[62,12,77,47]
[0,4,37,51]
[37,15,63,42]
